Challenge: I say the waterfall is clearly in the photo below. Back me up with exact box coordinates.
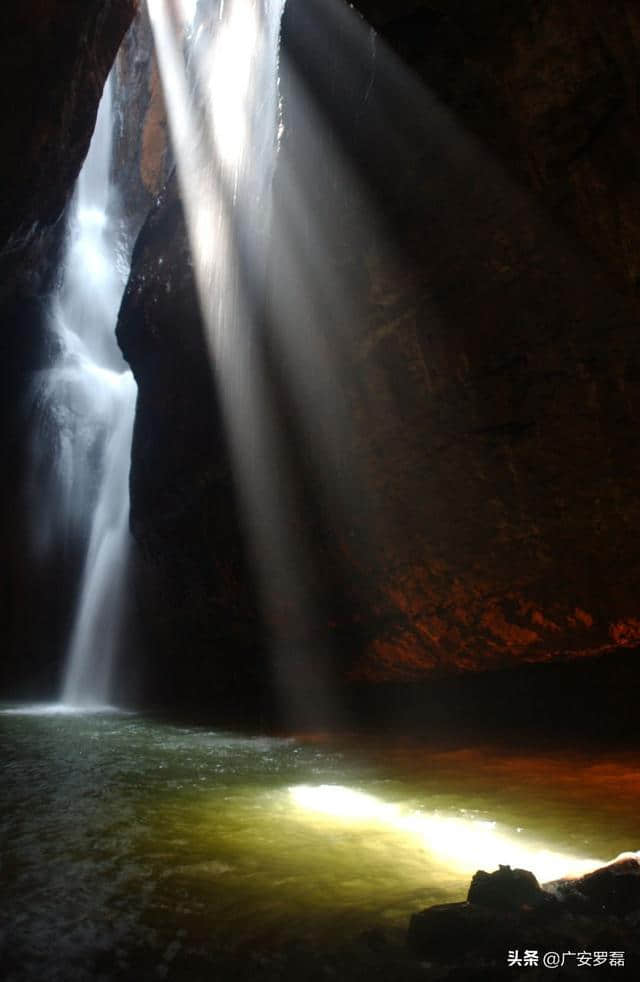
[29,72,137,708]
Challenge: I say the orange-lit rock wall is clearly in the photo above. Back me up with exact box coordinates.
[282,0,640,682]
[116,0,640,703]
[112,5,171,230]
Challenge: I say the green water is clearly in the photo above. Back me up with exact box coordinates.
[2,705,639,980]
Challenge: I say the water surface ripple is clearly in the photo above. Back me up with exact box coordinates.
[2,708,638,980]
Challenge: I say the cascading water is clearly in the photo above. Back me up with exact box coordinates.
[29,72,137,708]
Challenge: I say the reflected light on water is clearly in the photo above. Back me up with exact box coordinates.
[0,702,126,716]
[289,784,605,883]
[4,710,640,975]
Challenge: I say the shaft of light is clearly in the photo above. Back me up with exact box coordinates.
[289,784,605,883]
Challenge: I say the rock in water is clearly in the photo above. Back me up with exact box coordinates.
[546,854,640,916]
[468,864,549,911]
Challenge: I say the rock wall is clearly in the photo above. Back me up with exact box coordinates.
[3,0,636,706]
[281,0,640,680]
[112,3,172,233]
[0,0,139,304]
[354,0,640,308]
[117,174,267,708]
[117,0,640,703]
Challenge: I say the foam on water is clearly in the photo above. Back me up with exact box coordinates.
[0,702,126,716]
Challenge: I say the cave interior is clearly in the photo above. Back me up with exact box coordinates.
[2,1,640,980]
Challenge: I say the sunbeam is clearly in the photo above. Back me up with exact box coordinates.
[146,0,618,709]
[289,783,606,883]
[146,0,339,726]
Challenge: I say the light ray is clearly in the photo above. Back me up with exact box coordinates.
[145,0,609,708]
[147,0,336,725]
[289,784,607,883]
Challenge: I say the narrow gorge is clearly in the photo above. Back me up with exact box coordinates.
[2,2,640,980]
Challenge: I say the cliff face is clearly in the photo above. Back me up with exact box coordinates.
[354,0,640,308]
[112,3,172,233]
[281,0,640,680]
[0,0,139,304]
[117,0,640,697]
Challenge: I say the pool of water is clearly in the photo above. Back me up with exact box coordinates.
[2,705,639,980]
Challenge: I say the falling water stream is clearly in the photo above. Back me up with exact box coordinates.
[30,73,136,708]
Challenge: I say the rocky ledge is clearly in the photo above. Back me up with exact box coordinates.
[409,858,640,978]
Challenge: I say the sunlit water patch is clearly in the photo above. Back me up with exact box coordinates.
[2,709,638,979]
[0,703,126,716]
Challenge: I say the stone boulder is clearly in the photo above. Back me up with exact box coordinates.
[468,865,550,912]
[547,854,640,916]
[408,861,640,973]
